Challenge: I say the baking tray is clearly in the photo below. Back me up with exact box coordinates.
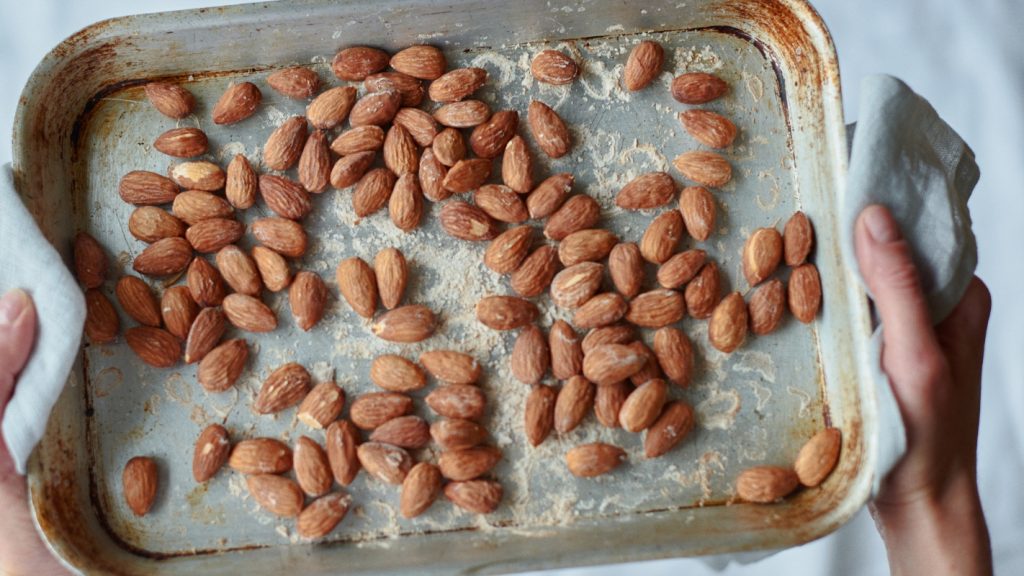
[13,0,877,574]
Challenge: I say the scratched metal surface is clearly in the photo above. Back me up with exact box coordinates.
[18,1,876,574]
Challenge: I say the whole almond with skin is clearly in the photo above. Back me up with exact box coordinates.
[559,229,618,266]
[394,107,439,147]
[549,320,583,379]
[263,116,308,171]
[527,100,571,158]
[736,466,799,503]
[187,257,226,307]
[640,210,684,264]
[511,325,550,385]
[439,201,498,241]
[626,289,686,328]
[371,305,437,343]
[531,50,578,84]
[671,72,728,104]
[128,206,186,244]
[476,295,538,330]
[229,438,293,474]
[125,327,179,367]
[582,343,645,385]
[154,127,208,158]
[446,480,502,514]
[616,172,676,210]
[619,378,667,432]
[573,292,628,329]
[332,46,389,80]
[673,151,732,188]
[336,256,377,318]
[223,293,277,333]
[298,131,331,193]
[627,340,663,386]
[439,446,502,481]
[306,86,357,129]
[252,246,292,291]
[289,270,328,331]
[212,81,261,125]
[251,218,307,258]
[795,427,841,487]
[330,151,376,190]
[623,41,664,91]
[425,384,486,420]
[295,436,333,497]
[115,276,161,327]
[475,184,528,224]
[84,291,118,343]
[433,100,491,128]
[384,124,420,175]
[430,418,488,450]
[267,66,320,99]
[527,172,573,218]
[657,249,706,289]
[470,110,518,159]
[297,382,345,429]
[582,324,636,355]
[555,375,594,433]
[331,125,385,156]
[429,67,487,102]
[418,148,449,201]
[74,232,107,288]
[215,245,261,296]
[550,262,603,309]
[119,171,178,206]
[784,211,815,267]
[389,175,424,231]
[749,279,786,335]
[390,45,447,80]
[433,128,466,167]
[789,263,822,323]
[595,381,632,428]
[255,362,310,414]
[197,338,248,392]
[653,327,694,387]
[366,72,425,107]
[350,89,401,127]
[246,475,303,517]
[401,462,442,518]
[645,401,695,458]
[709,292,748,353]
[443,158,492,194]
[484,225,533,274]
[685,261,721,319]
[502,135,533,193]
[170,160,224,190]
[680,109,738,149]
[192,424,230,483]
[186,218,244,253]
[184,307,226,364]
[133,237,192,276]
[370,355,427,392]
[545,194,600,241]
[144,82,194,119]
[297,493,351,539]
[375,248,408,309]
[370,415,431,449]
[608,243,643,299]
[326,420,361,486]
[172,190,233,225]
[510,245,560,297]
[226,154,257,209]
[566,443,625,477]
[353,167,397,217]
[161,286,198,339]
[419,350,481,385]
[743,227,783,285]
[123,457,158,516]
[679,186,716,241]
[357,442,412,484]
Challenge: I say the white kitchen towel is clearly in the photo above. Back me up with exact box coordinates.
[0,164,85,475]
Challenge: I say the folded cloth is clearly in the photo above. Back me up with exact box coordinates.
[0,164,85,475]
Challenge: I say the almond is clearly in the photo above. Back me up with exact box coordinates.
[394,107,439,147]
[607,242,643,299]
[172,190,233,225]
[671,72,728,104]
[144,82,195,119]
[749,278,786,335]
[582,343,645,385]
[499,135,533,193]
[331,125,385,156]
[246,474,303,517]
[115,276,161,327]
[401,462,442,518]
[788,263,822,323]
[371,305,437,342]
[511,325,550,384]
[555,375,594,434]
[306,86,357,129]
[653,327,694,387]
[474,184,527,224]
[550,262,603,309]
[526,172,573,219]
[640,210,684,264]
[549,320,583,379]
[476,295,538,330]
[439,200,498,241]
[484,225,533,274]
[470,110,518,159]
[430,418,488,450]
[644,401,695,458]
[186,218,244,253]
[627,341,663,386]
[523,384,557,447]
[794,427,841,487]
[384,124,421,175]
[297,492,351,539]
[366,72,425,107]
[386,172,422,234]
[679,186,716,241]
[429,67,487,102]
[171,161,225,191]
[425,384,486,420]
[527,100,571,158]
[223,293,277,333]
[350,89,401,127]
[267,66,320,99]
[226,154,258,209]
[432,128,466,167]
[619,378,667,432]
[623,41,664,91]
[708,292,747,353]
[544,194,600,241]
[252,246,292,291]
[154,127,208,158]
[197,338,248,392]
[332,46,389,80]
[626,289,685,328]
[192,424,230,483]
[326,420,361,486]
[594,381,632,428]
[212,81,261,125]
[298,130,332,193]
[616,172,676,210]
[439,446,503,484]
[443,158,492,195]
[123,457,158,516]
[446,480,502,514]
[581,324,636,355]
[353,167,397,217]
[263,116,308,171]
[133,237,192,276]
[673,151,732,188]
[736,466,799,503]
[255,362,310,414]
[657,249,706,289]
[685,261,721,319]
[370,355,427,392]
[510,245,560,297]
[375,248,408,309]
[680,109,737,149]
[185,307,227,364]
[289,270,328,331]
[161,285,198,339]
[229,438,293,474]
[784,211,815,267]
[573,292,628,329]
[251,218,308,258]
[125,327,179,367]
[390,45,447,80]
[186,257,227,307]
[566,443,625,477]
[418,147,449,201]
[119,170,178,206]
[295,436,333,497]
[357,442,412,484]
[215,245,261,296]
[419,350,481,385]
[297,382,345,429]
[370,415,431,449]
[330,151,376,190]
[742,227,783,286]
[128,207,186,244]
[558,229,617,266]
[434,99,492,128]
[531,50,579,84]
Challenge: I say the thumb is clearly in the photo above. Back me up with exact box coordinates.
[0,289,37,409]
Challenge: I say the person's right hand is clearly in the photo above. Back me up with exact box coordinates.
[855,204,993,576]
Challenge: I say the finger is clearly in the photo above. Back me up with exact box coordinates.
[936,277,992,384]
[0,289,37,409]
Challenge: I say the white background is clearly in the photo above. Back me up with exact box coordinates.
[1,1,1021,574]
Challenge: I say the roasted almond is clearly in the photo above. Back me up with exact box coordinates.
[384,124,420,175]
[566,443,625,477]
[192,424,230,483]
[445,480,503,514]
[432,127,466,167]
[784,211,814,267]
[657,249,706,289]
[366,72,425,107]
[484,225,533,274]
[555,375,594,434]
[215,245,261,296]
[640,210,684,264]
[558,229,617,266]
[644,401,695,458]
[429,67,487,102]
[582,343,645,385]
[419,350,481,385]
[307,86,357,129]
[736,466,799,503]
[161,285,198,339]
[357,442,412,484]
[390,175,424,232]
[212,81,261,125]
[297,492,351,539]
[476,184,528,223]
[594,381,632,428]
[743,227,783,285]
[172,190,233,225]
[550,262,603,309]
[332,46,389,80]
[144,82,195,119]
[197,338,248,392]
[119,170,178,206]
[289,270,328,331]
[476,295,538,330]
[125,327,179,368]
[439,446,503,482]
[433,99,492,128]
[154,127,208,158]
[623,40,664,91]
[81,295,120,347]
[653,327,693,387]
[627,340,662,386]
[439,200,498,241]
[581,324,636,355]
[267,66,320,99]
[298,130,332,193]
[186,257,227,307]
[128,206,186,244]
[794,427,841,487]
[511,325,550,385]
[246,474,303,517]
[619,378,667,432]
[749,278,786,335]
[223,293,277,333]
[335,256,377,318]
[263,116,308,171]
[375,248,408,310]
[370,354,427,392]
[708,292,747,353]
[297,382,345,429]
[531,50,578,84]
[331,125,385,156]
[254,362,310,414]
[229,438,293,474]
[133,237,193,276]
[330,151,376,190]
[326,420,361,486]
[295,436,333,497]
[788,263,822,323]
[401,462,442,518]
[501,135,533,193]
[616,172,676,210]
[226,154,258,209]
[115,276,161,327]
[251,218,308,258]
[371,305,437,343]
[524,384,557,447]
[527,172,573,219]
[418,147,449,202]
[671,72,728,104]
[544,194,600,241]
[527,100,571,159]
[549,320,583,379]
[573,292,628,329]
[673,151,732,188]
[171,161,225,192]
[394,107,439,147]
[425,384,486,420]
[352,167,397,217]
[430,418,488,450]
[123,457,158,516]
[186,218,244,253]
[608,242,643,299]
[390,45,447,80]
[184,307,227,364]
[470,110,518,159]
[369,415,430,449]
[680,109,737,149]
[626,289,685,328]
[510,245,560,297]
[679,186,716,242]
[442,158,492,194]
[252,246,292,291]
[350,89,401,127]
[685,261,721,319]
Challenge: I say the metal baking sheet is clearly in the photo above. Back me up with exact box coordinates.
[15,1,876,574]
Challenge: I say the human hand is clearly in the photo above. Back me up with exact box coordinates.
[0,289,71,575]
[854,205,993,576]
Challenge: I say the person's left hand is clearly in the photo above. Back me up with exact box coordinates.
[0,288,71,575]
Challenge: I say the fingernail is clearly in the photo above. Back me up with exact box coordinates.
[863,205,902,243]
[0,289,30,327]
